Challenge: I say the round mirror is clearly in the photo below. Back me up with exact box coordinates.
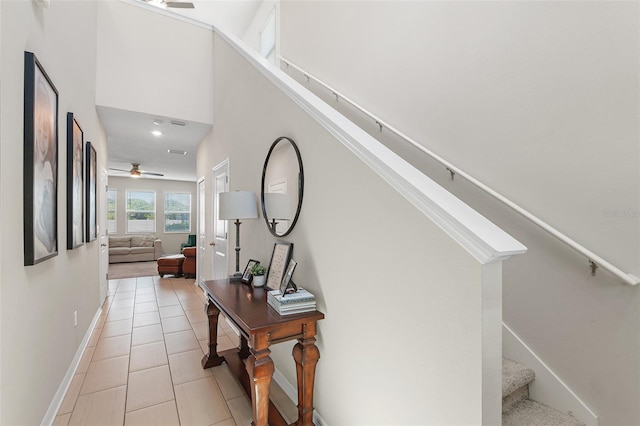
[261,137,304,237]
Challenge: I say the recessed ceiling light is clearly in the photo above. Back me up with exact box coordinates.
[153,119,163,125]
[151,130,162,136]
[170,120,186,126]
[167,149,187,156]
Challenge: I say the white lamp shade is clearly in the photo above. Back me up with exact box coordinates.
[219,191,258,220]
[264,193,292,220]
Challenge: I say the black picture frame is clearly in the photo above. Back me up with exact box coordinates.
[279,258,297,295]
[86,141,97,242]
[242,259,260,284]
[67,113,84,249]
[266,241,293,290]
[24,51,59,265]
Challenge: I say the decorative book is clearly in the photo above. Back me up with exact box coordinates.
[267,288,316,315]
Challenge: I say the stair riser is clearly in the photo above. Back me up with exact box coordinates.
[503,385,529,414]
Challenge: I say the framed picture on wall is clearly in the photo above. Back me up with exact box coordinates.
[266,241,293,290]
[23,51,59,265]
[86,141,97,242]
[67,113,84,249]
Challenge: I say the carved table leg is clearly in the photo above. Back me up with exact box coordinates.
[292,337,320,426]
[246,349,274,426]
[201,301,225,369]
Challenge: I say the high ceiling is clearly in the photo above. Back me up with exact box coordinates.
[101,0,262,182]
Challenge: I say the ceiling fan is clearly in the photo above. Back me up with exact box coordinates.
[109,163,164,178]
[143,0,195,9]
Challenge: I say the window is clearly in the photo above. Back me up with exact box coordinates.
[107,189,117,234]
[260,8,276,64]
[164,192,191,233]
[126,190,156,233]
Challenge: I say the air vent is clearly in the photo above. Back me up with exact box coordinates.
[170,120,186,126]
[167,149,187,156]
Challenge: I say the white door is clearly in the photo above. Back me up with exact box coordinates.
[212,160,229,279]
[197,177,206,286]
[98,166,109,304]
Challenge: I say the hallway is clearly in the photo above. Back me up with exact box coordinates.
[53,275,297,425]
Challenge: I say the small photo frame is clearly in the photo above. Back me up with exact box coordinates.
[279,259,297,296]
[266,241,293,290]
[242,259,260,284]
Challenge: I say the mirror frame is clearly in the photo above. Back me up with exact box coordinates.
[261,136,304,237]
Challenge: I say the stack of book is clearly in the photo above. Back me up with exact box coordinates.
[267,288,316,315]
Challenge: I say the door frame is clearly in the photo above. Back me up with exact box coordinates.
[197,176,206,287]
[98,165,108,305]
[211,159,229,280]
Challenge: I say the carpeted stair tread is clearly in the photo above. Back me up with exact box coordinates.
[502,400,585,426]
[503,357,535,397]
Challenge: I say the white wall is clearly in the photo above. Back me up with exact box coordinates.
[281,1,639,275]
[95,0,215,125]
[279,2,640,425]
[0,1,106,423]
[197,30,495,425]
[108,176,197,254]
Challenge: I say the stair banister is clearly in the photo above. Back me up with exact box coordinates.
[280,56,640,287]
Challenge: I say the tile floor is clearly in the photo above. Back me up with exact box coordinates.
[53,275,297,426]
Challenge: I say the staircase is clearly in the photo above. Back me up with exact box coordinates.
[502,358,585,426]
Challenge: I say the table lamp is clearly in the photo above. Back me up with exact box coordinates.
[219,191,258,279]
[264,193,292,234]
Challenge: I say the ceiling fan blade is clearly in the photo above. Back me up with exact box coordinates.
[109,168,130,173]
[140,171,165,177]
[165,1,194,8]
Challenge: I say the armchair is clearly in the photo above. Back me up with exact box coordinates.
[181,234,196,252]
[182,246,196,278]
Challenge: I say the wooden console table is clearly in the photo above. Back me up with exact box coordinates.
[200,279,324,426]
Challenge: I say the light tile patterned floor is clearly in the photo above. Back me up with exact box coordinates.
[53,275,296,426]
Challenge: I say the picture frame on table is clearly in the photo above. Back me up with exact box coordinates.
[279,258,297,295]
[85,141,97,242]
[66,112,84,249]
[242,259,260,284]
[23,51,59,265]
[266,241,293,290]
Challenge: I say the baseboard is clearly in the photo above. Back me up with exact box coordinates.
[503,322,598,426]
[272,368,327,426]
[41,307,103,426]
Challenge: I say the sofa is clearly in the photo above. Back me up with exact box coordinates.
[109,235,162,264]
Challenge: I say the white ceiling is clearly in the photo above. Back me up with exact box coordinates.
[98,106,212,182]
[101,0,262,182]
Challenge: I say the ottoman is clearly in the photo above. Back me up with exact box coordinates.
[157,254,185,277]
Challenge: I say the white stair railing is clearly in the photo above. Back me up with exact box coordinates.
[280,56,639,287]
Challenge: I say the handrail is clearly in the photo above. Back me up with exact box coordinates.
[280,56,640,287]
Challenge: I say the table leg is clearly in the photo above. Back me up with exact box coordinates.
[292,337,320,426]
[238,335,251,360]
[246,348,274,426]
[201,301,225,369]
